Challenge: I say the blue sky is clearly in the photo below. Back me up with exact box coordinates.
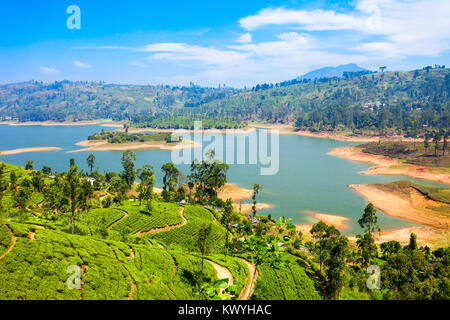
[1,0,449,87]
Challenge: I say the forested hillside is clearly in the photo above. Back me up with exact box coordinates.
[196,68,449,131]
[0,68,448,132]
[0,81,239,124]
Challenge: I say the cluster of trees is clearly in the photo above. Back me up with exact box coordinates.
[87,130,175,144]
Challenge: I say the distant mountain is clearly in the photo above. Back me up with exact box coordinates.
[296,63,369,80]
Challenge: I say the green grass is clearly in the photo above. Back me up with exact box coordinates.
[0,219,219,300]
[111,201,182,234]
[252,254,322,300]
[0,222,12,256]
[151,205,226,250]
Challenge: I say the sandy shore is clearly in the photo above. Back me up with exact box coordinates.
[0,147,61,155]
[115,127,257,134]
[68,138,201,153]
[296,211,350,234]
[350,184,450,229]
[0,119,113,127]
[329,146,450,184]
[348,226,449,249]
[233,203,273,214]
[218,183,254,202]
[217,183,274,214]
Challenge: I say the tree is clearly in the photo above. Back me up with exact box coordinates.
[358,203,380,235]
[424,133,430,153]
[188,150,229,202]
[41,166,52,175]
[380,240,401,258]
[442,132,448,156]
[220,199,238,249]
[310,221,340,274]
[64,165,82,234]
[408,233,418,251]
[25,160,34,170]
[79,178,94,226]
[195,223,214,279]
[136,165,155,211]
[121,151,136,188]
[324,235,349,300]
[69,158,76,167]
[161,162,180,192]
[86,153,96,173]
[356,232,377,268]
[251,184,262,217]
[433,131,441,157]
[357,203,380,268]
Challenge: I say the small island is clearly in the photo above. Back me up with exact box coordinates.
[71,130,200,152]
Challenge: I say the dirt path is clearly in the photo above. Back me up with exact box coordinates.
[135,207,187,236]
[107,209,128,230]
[0,228,16,261]
[27,231,35,241]
[206,259,234,294]
[238,258,258,300]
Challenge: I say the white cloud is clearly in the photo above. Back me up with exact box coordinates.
[238,0,450,58]
[38,66,59,74]
[236,33,252,43]
[80,0,450,86]
[138,32,364,86]
[74,60,91,68]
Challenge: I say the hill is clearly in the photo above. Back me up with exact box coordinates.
[296,63,370,80]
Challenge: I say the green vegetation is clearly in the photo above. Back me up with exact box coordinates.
[253,255,321,300]
[361,139,449,168]
[151,205,225,250]
[2,69,448,134]
[368,180,450,204]
[88,130,178,144]
[0,148,448,300]
[112,201,182,234]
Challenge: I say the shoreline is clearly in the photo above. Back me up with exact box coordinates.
[329,146,450,185]
[295,211,350,233]
[349,183,450,229]
[0,119,114,127]
[68,138,201,153]
[248,123,413,142]
[218,183,274,214]
[348,226,449,249]
[0,147,61,155]
[114,127,257,134]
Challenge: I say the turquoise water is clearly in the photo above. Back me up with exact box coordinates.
[0,124,447,234]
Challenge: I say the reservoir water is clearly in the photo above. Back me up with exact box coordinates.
[1,124,447,234]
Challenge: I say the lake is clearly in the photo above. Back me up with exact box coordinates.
[1,123,447,234]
